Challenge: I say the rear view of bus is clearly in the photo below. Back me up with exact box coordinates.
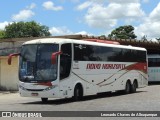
[148,54,160,82]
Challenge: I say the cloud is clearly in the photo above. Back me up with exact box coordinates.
[12,10,35,21]
[149,2,160,22]
[49,26,73,35]
[0,21,10,30]
[49,26,92,36]
[142,0,149,3]
[108,0,139,4]
[76,0,106,11]
[42,1,63,11]
[135,22,160,40]
[75,31,91,35]
[70,0,79,3]
[60,0,80,3]
[27,3,36,9]
[77,1,145,29]
[11,3,36,21]
[135,2,160,40]
[77,1,93,10]
[84,4,117,28]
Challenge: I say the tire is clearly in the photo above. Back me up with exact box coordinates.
[41,98,48,103]
[131,81,137,93]
[73,85,83,101]
[124,81,131,94]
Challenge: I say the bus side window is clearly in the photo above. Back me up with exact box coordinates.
[156,58,160,67]
[60,43,72,80]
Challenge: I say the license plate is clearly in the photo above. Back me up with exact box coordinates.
[31,93,39,96]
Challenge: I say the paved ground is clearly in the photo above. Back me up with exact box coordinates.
[0,84,160,120]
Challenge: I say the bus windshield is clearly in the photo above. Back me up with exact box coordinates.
[19,44,59,82]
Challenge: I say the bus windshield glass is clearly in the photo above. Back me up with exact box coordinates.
[19,44,59,82]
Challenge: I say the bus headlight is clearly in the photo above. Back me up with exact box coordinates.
[44,85,57,91]
[19,85,27,91]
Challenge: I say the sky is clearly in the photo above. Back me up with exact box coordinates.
[0,0,160,40]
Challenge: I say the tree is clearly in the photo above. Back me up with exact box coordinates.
[4,21,51,38]
[156,38,160,43]
[0,30,6,39]
[141,35,147,41]
[108,25,137,39]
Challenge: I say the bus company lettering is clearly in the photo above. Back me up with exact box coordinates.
[86,64,101,69]
[86,63,126,69]
[102,64,126,69]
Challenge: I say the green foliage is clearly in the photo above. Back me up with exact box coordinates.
[5,21,51,38]
[108,25,137,39]
[0,30,6,39]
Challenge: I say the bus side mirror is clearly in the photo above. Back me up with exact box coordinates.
[8,53,20,65]
[51,51,62,64]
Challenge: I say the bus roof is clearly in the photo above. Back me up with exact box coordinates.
[23,38,146,51]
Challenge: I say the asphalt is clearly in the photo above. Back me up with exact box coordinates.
[0,91,18,95]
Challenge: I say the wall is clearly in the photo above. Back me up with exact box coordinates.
[0,56,19,91]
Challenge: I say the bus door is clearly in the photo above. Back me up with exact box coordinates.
[59,43,72,97]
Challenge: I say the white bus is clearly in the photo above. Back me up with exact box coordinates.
[8,38,148,102]
[148,54,160,82]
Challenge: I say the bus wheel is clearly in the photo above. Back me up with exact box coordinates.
[124,81,131,94]
[73,85,83,101]
[41,98,48,103]
[131,81,137,93]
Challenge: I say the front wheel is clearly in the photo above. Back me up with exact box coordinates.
[41,98,48,103]
[73,85,83,101]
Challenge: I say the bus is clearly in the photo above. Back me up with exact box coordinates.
[8,38,148,102]
[148,54,160,82]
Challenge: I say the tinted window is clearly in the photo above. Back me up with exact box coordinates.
[19,44,59,82]
[148,58,160,67]
[74,44,146,62]
[60,43,72,80]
